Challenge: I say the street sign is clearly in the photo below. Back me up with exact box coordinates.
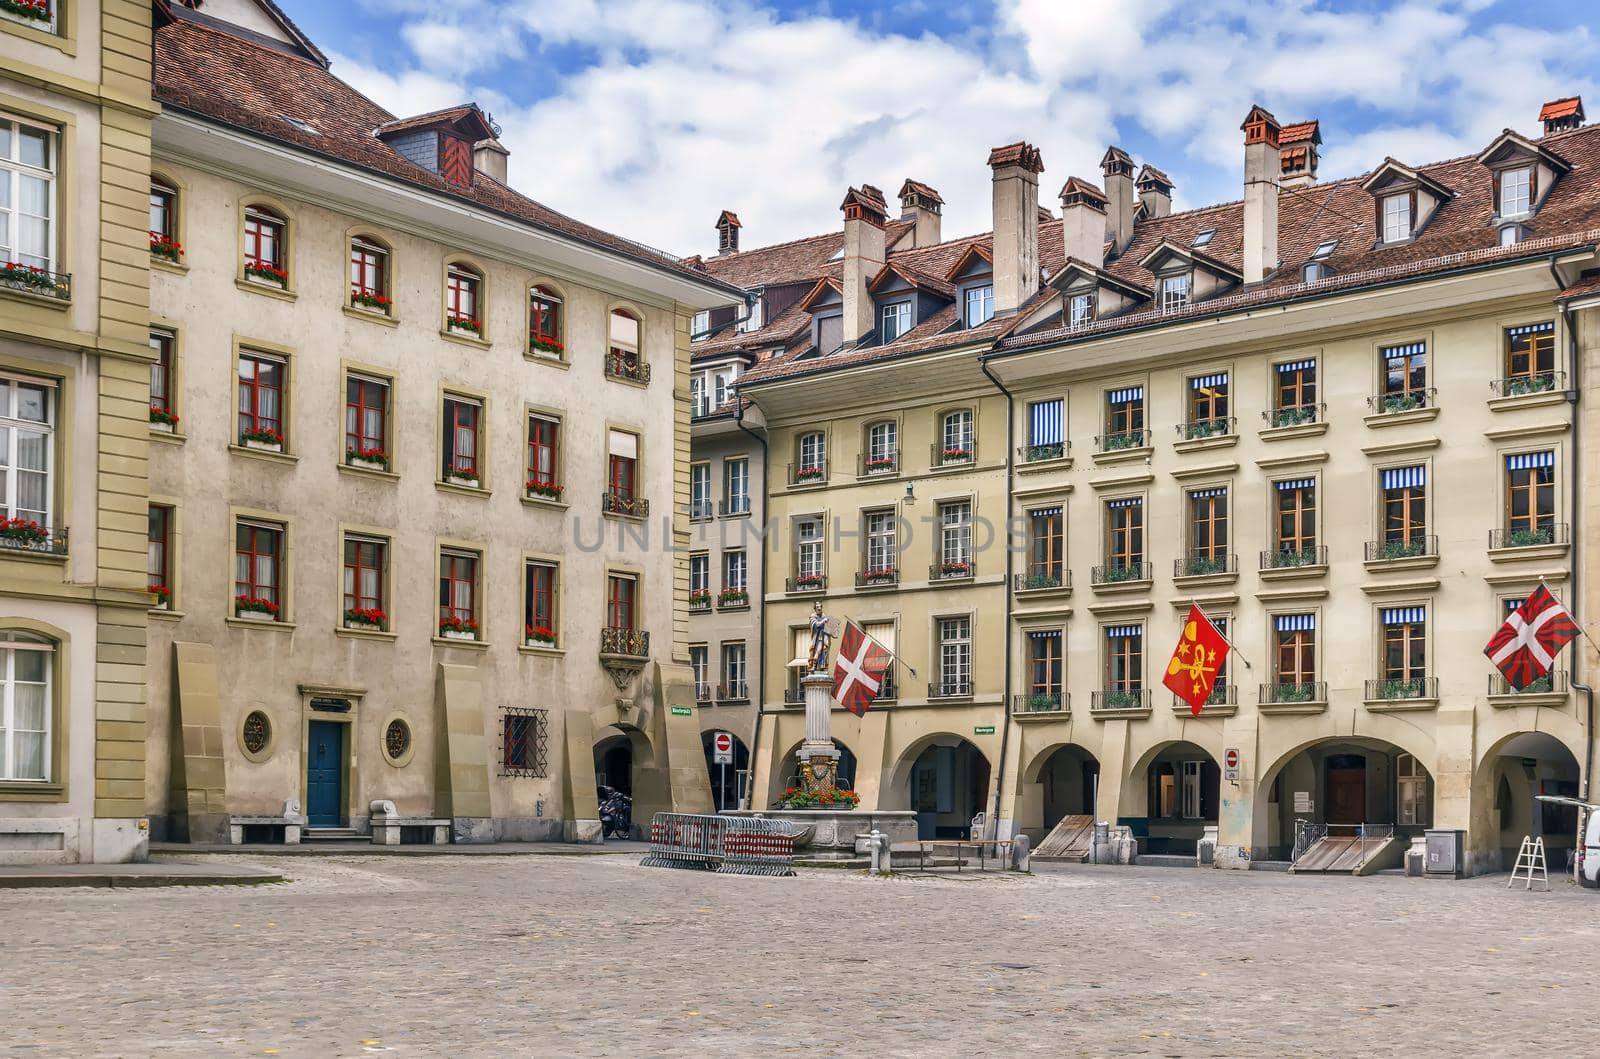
[712,731,733,764]
[1224,747,1240,782]
[670,706,693,717]
[974,725,996,735]
[1225,748,1239,769]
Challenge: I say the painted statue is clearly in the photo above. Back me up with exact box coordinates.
[807,601,832,673]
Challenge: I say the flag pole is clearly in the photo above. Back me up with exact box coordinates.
[1537,578,1600,658]
[1189,598,1253,670]
[855,621,918,679]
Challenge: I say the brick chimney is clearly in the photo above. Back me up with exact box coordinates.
[1241,105,1281,283]
[1135,164,1173,219]
[840,184,888,344]
[897,179,944,247]
[1100,146,1135,257]
[988,141,1044,314]
[1278,120,1321,190]
[1058,177,1108,268]
[715,210,742,256]
[472,138,509,184]
[1540,96,1584,135]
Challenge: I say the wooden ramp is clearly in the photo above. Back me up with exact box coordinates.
[1289,833,1404,875]
[1034,815,1094,860]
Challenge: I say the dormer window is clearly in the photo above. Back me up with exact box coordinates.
[1303,262,1328,283]
[737,297,763,333]
[691,310,709,339]
[1498,165,1532,218]
[1191,228,1215,248]
[964,285,994,328]
[1499,224,1526,247]
[880,301,911,343]
[1160,273,1191,313]
[1068,292,1096,329]
[1381,193,1412,243]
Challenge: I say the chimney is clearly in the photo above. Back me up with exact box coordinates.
[472,138,509,184]
[1058,177,1108,268]
[988,141,1044,314]
[1278,120,1321,190]
[1100,146,1135,256]
[840,184,888,344]
[1540,96,1585,135]
[1135,164,1173,219]
[897,179,944,247]
[1241,104,1281,283]
[715,210,742,255]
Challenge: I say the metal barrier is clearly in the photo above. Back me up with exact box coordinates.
[640,813,795,877]
[1292,819,1327,863]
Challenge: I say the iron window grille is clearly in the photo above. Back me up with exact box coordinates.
[500,707,549,778]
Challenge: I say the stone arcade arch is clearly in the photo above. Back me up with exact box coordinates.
[884,734,993,839]
[1252,734,1436,862]
[1122,740,1222,856]
[1469,730,1584,874]
[1017,742,1100,839]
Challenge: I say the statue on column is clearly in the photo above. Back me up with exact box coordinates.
[807,601,833,674]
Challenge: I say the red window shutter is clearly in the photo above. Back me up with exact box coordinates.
[440,136,473,188]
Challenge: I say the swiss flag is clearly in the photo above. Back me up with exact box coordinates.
[1163,605,1230,715]
[1485,585,1579,690]
[832,621,893,717]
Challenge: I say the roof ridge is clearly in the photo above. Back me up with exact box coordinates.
[168,5,332,72]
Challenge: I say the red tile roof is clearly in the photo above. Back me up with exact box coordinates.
[373,105,495,140]
[1541,97,1583,122]
[898,179,944,206]
[1279,120,1321,146]
[988,142,1045,172]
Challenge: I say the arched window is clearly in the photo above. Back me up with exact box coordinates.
[1,632,54,782]
[606,309,647,382]
[445,263,484,336]
[242,204,288,286]
[349,236,391,313]
[529,285,564,358]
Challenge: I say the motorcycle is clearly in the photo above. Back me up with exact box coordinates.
[598,785,633,840]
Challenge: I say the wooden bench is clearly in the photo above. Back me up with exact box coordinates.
[901,838,1016,872]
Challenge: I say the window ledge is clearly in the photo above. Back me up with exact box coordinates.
[149,608,185,621]
[1172,433,1238,455]
[524,351,570,369]
[855,468,902,483]
[925,458,980,477]
[1013,708,1072,724]
[1487,542,1570,564]
[0,546,68,566]
[1258,421,1329,442]
[436,480,491,499]
[0,781,66,801]
[854,580,900,594]
[234,277,298,302]
[440,328,491,349]
[342,304,399,328]
[1089,578,1153,595]
[338,462,400,483]
[1171,701,1238,718]
[1363,406,1439,429]
[1361,554,1439,574]
[0,19,74,55]
[1090,445,1153,466]
[1487,390,1567,413]
[785,479,829,492]
[717,509,753,520]
[519,642,565,657]
[1488,690,1568,708]
[432,636,491,651]
[520,494,570,511]
[149,426,187,445]
[335,625,397,642]
[225,617,296,632]
[228,444,299,466]
[1017,454,1074,475]
[1258,563,1328,582]
[0,284,70,312]
[1256,699,1327,716]
[1089,706,1152,721]
[1015,584,1073,601]
[603,372,651,390]
[1362,697,1439,713]
[150,257,189,277]
[601,510,647,523]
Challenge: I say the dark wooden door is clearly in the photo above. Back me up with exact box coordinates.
[307,720,344,827]
[1325,765,1366,825]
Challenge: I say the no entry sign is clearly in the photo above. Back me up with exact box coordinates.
[1224,747,1240,783]
[712,731,734,764]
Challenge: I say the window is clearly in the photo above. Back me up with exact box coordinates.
[438,549,479,633]
[1026,506,1063,586]
[500,708,548,777]
[691,311,709,339]
[234,520,283,615]
[0,633,52,782]
[1105,497,1143,570]
[816,313,843,354]
[1,0,57,31]
[1273,359,1317,425]
[1192,228,1215,248]
[689,553,709,598]
[445,265,481,331]
[739,297,763,332]
[1273,478,1317,555]
[880,300,911,343]
[149,179,178,260]
[938,500,972,569]
[1068,292,1095,329]
[1504,322,1556,387]
[1312,239,1338,259]
[865,420,897,471]
[964,284,994,328]
[722,642,748,699]
[525,561,558,643]
[0,117,56,271]
[441,395,481,482]
[1104,625,1143,694]
[1187,372,1229,430]
[713,371,732,409]
[608,309,645,381]
[723,549,747,593]
[1499,224,1524,247]
[349,237,388,310]
[607,429,639,506]
[1303,262,1328,283]
[242,206,286,279]
[1028,630,1063,701]
[865,510,897,575]
[690,462,711,519]
[529,286,563,356]
[724,458,749,515]
[941,410,974,460]
[1379,341,1428,407]
[1397,753,1430,826]
[1159,273,1191,312]
[690,646,709,699]
[147,505,171,600]
[343,535,386,623]
[690,376,706,417]
[1274,614,1316,687]
[1104,386,1144,446]
[795,517,823,579]
[528,414,560,495]
[236,351,284,447]
[862,621,897,698]
[149,330,175,422]
[606,573,637,631]
[1381,192,1412,242]
[1380,465,1427,549]
[1380,607,1427,689]
[345,373,388,461]
[798,431,826,475]
[1186,487,1228,568]
[937,616,972,695]
[1505,452,1555,542]
[0,374,52,529]
[1026,398,1064,459]
[1498,165,1532,218]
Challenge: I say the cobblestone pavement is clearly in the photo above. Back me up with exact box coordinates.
[2,855,1597,1057]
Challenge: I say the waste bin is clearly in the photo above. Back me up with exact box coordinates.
[1424,829,1464,878]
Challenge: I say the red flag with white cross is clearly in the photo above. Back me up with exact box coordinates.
[832,620,893,717]
[1485,584,1579,690]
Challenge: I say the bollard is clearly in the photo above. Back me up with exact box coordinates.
[1011,833,1031,872]
[867,829,891,874]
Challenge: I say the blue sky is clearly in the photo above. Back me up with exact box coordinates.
[277,0,1598,257]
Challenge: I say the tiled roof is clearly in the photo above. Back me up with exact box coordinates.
[869,261,956,299]
[899,179,944,206]
[1135,164,1174,191]
[1541,97,1583,122]
[373,105,494,139]
[1280,120,1321,146]
[153,15,741,298]
[988,142,1045,172]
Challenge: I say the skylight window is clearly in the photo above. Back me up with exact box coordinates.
[281,115,320,136]
[1191,228,1215,248]
[1312,239,1338,259]
[828,246,845,262]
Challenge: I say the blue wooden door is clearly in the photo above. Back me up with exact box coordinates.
[306,720,344,827]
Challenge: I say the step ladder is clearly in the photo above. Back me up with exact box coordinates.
[1508,835,1549,892]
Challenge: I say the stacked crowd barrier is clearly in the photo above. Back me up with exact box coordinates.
[640,813,795,877]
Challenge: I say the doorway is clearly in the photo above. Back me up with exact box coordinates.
[701,731,750,811]
[1324,753,1367,825]
[306,720,345,827]
[595,737,633,798]
[907,739,990,840]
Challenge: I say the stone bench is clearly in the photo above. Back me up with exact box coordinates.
[368,800,449,846]
[229,800,306,845]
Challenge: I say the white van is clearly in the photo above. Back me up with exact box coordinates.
[1536,796,1599,886]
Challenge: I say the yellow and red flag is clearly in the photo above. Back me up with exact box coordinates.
[1164,604,1230,715]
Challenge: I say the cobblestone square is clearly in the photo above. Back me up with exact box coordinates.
[2,856,1596,1056]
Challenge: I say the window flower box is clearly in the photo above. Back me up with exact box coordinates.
[1270,405,1317,428]
[148,584,172,610]
[939,560,972,578]
[941,447,973,464]
[0,516,49,546]
[1020,572,1062,590]
[240,427,284,452]
[0,0,52,24]
[350,290,390,313]
[0,260,67,298]
[1024,442,1065,463]
[526,479,564,501]
[345,447,389,471]
[863,455,897,473]
[344,607,387,631]
[529,336,564,358]
[525,624,557,647]
[234,595,280,621]
[1503,374,1558,397]
[688,590,712,610]
[717,588,749,608]
[445,467,480,488]
[792,573,825,590]
[1506,527,1555,548]
[447,315,483,336]
[149,232,182,263]
[862,567,897,585]
[244,261,289,288]
[1101,431,1143,452]
[795,465,825,483]
[150,406,180,432]
[439,616,480,640]
[1380,394,1424,414]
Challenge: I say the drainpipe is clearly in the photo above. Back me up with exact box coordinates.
[980,360,1016,836]
[734,396,770,809]
[1552,256,1594,807]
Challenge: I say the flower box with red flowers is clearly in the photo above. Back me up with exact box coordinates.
[350,289,390,313]
[688,590,712,610]
[941,447,973,463]
[344,606,387,631]
[240,427,285,452]
[234,595,280,621]
[244,261,289,288]
[439,615,480,641]
[717,588,749,608]
[149,405,180,432]
[775,786,861,810]
[863,455,897,473]
[795,464,825,484]
[529,335,565,358]
[0,516,49,546]
[792,573,825,590]
[447,315,483,336]
[149,232,182,263]
[148,584,172,610]
[345,446,389,471]
[525,624,557,647]
[0,0,52,23]
[862,567,898,585]
[444,466,480,488]
[0,260,66,297]
[525,479,564,501]
[940,560,972,578]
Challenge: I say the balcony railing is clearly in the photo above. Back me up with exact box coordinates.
[1091,688,1150,712]
[788,461,828,487]
[1090,561,1151,585]
[856,568,899,589]
[719,496,751,517]
[930,560,974,582]
[1364,535,1437,562]
[717,682,749,704]
[783,687,805,705]
[786,574,826,593]
[605,352,651,384]
[858,451,899,476]
[1174,684,1235,710]
[1175,553,1236,578]
[716,589,750,610]
[1261,545,1327,570]
[1489,523,1568,550]
[878,676,897,702]
[1259,680,1327,705]
[1364,677,1438,702]
[1263,403,1325,428]
[0,525,67,556]
[1095,429,1149,453]
[928,679,973,700]
[1015,691,1068,714]
[0,264,70,302]
[600,627,649,658]
[1489,670,1568,696]
[1018,440,1069,463]
[1176,416,1234,441]
[1014,570,1070,593]
[694,684,712,703]
[933,442,976,467]
[1491,371,1565,398]
[602,491,649,518]
[1366,388,1436,415]
[689,499,713,521]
